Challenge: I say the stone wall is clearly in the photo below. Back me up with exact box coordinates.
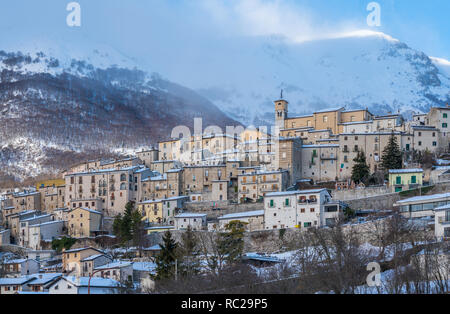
[331,186,389,201]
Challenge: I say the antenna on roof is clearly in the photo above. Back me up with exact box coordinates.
[280,89,284,100]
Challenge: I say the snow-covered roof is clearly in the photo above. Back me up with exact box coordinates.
[0,276,35,285]
[62,276,120,288]
[175,213,207,219]
[70,207,102,215]
[28,273,62,285]
[29,220,64,228]
[94,261,132,270]
[219,210,265,220]
[266,189,328,197]
[434,204,450,212]
[389,168,423,174]
[397,192,450,204]
[133,262,157,272]
[81,254,109,262]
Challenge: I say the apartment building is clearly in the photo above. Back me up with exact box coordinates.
[28,220,65,250]
[301,144,339,182]
[183,164,228,196]
[67,207,103,238]
[264,189,342,230]
[136,149,159,167]
[139,196,188,225]
[64,166,151,217]
[238,169,289,203]
[19,214,54,248]
[141,169,183,201]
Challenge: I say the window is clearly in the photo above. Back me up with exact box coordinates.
[396,177,402,185]
[285,199,290,207]
[433,142,437,147]
[443,123,448,128]
[323,116,328,123]
[444,113,448,119]
[269,200,274,208]
[310,208,315,213]
[411,176,417,184]
[418,141,422,146]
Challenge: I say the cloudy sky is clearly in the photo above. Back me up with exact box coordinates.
[0,0,449,89]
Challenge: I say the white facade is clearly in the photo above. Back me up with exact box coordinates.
[28,220,65,250]
[264,189,341,230]
[47,276,119,294]
[174,213,207,231]
[434,204,450,239]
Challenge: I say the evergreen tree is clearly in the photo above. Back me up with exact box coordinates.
[179,226,201,277]
[217,220,247,265]
[113,201,139,246]
[351,151,370,184]
[154,231,179,280]
[381,134,403,171]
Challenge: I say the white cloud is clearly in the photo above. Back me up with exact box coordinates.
[199,0,365,43]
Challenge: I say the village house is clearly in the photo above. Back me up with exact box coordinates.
[0,229,10,245]
[94,261,134,282]
[62,247,111,277]
[395,192,450,219]
[388,169,424,192]
[264,189,342,230]
[218,210,265,232]
[238,169,289,203]
[47,276,120,294]
[139,196,188,225]
[67,207,103,238]
[0,276,36,294]
[28,220,65,250]
[18,213,54,248]
[434,204,450,239]
[2,259,40,278]
[174,213,207,231]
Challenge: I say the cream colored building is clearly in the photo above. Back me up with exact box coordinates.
[67,207,103,238]
[238,170,289,203]
[218,210,265,232]
[62,247,111,277]
[65,166,151,217]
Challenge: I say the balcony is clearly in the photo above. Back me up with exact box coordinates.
[239,190,250,194]
[320,156,337,160]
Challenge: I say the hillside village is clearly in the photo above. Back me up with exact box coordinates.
[0,98,449,294]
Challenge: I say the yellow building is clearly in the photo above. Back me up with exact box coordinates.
[36,179,65,190]
[138,199,164,224]
[67,207,103,238]
[388,169,424,192]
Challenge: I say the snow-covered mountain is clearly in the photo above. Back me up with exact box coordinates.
[0,42,239,181]
[195,31,450,126]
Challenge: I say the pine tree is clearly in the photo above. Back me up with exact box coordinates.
[351,151,370,184]
[113,201,139,246]
[217,220,247,265]
[381,134,403,171]
[179,226,201,277]
[154,231,179,281]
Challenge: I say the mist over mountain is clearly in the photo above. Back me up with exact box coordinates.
[194,31,450,126]
[0,45,239,180]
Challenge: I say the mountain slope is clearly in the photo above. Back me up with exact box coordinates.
[195,31,450,125]
[0,49,239,180]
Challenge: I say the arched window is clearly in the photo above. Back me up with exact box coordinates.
[120,183,127,190]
